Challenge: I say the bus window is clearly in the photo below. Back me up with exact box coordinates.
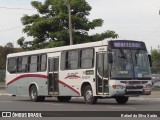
[17,57,22,73]
[7,58,16,73]
[41,54,47,71]
[68,50,79,69]
[30,55,38,72]
[81,49,94,69]
[62,50,79,70]
[22,56,28,72]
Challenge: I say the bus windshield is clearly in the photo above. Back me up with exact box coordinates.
[111,49,151,79]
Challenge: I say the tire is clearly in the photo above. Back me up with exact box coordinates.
[29,85,45,102]
[57,96,71,102]
[115,96,129,104]
[84,85,97,104]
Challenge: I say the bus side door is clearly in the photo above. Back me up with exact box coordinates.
[48,57,59,95]
[96,52,109,95]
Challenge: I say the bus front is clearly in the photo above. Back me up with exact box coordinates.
[108,40,152,98]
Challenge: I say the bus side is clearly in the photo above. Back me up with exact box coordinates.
[6,46,107,98]
[6,54,48,96]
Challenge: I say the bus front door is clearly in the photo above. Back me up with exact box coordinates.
[96,52,109,95]
[48,57,59,95]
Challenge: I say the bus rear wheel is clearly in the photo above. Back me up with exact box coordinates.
[115,96,129,104]
[84,85,97,104]
[29,85,45,102]
[57,96,71,102]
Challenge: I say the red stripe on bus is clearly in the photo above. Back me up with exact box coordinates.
[6,74,48,86]
[6,74,80,96]
[59,81,80,96]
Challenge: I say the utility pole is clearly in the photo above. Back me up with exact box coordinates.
[66,0,73,45]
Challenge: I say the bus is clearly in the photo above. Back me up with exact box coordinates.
[5,39,152,104]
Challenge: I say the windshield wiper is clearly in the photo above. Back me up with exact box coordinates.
[118,49,133,63]
[118,48,127,59]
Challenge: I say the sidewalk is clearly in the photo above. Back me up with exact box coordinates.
[0,89,10,95]
[138,91,160,98]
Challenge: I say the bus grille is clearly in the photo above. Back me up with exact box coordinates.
[126,86,143,89]
[126,91,143,95]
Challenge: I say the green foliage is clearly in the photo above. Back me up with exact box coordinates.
[151,49,160,74]
[0,43,21,70]
[0,70,5,82]
[18,0,118,50]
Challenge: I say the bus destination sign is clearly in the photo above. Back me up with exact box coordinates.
[113,42,141,48]
[108,40,146,50]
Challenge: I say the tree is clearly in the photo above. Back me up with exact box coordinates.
[151,49,160,73]
[18,0,118,50]
[0,43,22,70]
[5,42,14,48]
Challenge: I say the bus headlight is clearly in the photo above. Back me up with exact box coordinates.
[112,85,125,89]
[145,84,152,89]
[143,84,152,94]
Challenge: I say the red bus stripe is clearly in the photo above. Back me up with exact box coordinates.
[6,74,48,86]
[6,74,80,96]
[58,81,80,96]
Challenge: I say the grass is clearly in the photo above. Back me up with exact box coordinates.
[152,87,160,91]
[0,82,5,90]
[0,82,5,86]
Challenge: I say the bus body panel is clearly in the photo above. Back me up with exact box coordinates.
[5,39,152,103]
[6,72,48,96]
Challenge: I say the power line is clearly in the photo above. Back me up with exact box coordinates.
[0,26,22,33]
[0,7,34,10]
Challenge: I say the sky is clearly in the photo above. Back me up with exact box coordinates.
[0,0,160,52]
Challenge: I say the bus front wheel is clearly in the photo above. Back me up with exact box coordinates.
[115,96,129,104]
[29,85,45,102]
[84,85,97,104]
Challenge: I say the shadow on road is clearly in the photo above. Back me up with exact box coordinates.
[11,96,155,106]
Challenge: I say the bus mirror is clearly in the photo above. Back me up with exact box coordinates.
[108,53,113,63]
[148,54,152,67]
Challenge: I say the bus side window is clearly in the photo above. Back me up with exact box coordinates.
[22,56,28,72]
[61,50,79,70]
[41,54,47,71]
[7,58,16,73]
[61,51,66,70]
[17,57,22,73]
[68,50,79,69]
[30,55,38,72]
[80,48,94,69]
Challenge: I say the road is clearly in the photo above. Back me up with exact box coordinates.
[0,95,160,111]
[0,91,160,120]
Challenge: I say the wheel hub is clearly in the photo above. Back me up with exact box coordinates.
[86,90,92,101]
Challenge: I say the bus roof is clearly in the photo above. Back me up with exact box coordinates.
[7,39,109,58]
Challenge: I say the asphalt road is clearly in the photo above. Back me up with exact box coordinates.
[0,95,160,111]
[0,91,160,120]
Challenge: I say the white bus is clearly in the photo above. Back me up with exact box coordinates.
[6,39,152,104]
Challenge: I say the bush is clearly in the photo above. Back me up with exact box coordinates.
[0,70,5,82]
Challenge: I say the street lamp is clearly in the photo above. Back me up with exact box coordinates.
[64,0,73,45]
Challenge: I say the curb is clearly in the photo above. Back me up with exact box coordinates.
[0,91,11,96]
[0,93,11,96]
[0,88,11,96]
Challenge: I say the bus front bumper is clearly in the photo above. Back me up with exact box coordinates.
[110,86,151,97]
